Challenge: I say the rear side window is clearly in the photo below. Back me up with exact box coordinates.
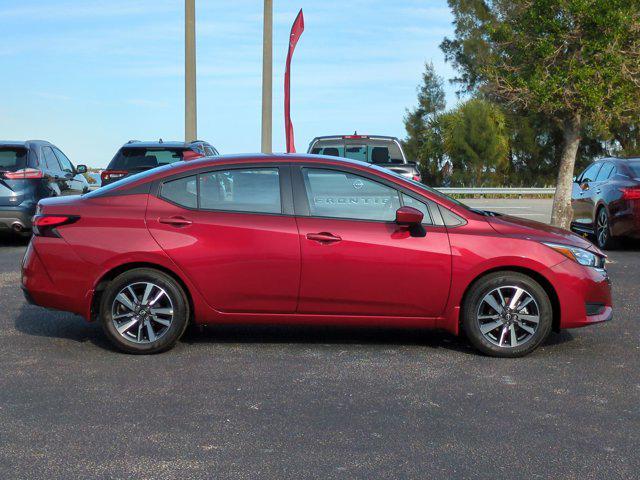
[0,148,28,171]
[199,168,281,214]
[302,168,401,221]
[628,161,640,177]
[596,163,615,181]
[161,176,198,209]
[110,148,185,170]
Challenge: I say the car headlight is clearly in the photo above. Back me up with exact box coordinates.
[542,242,605,268]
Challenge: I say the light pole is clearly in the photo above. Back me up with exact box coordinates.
[185,0,197,142]
[261,0,273,153]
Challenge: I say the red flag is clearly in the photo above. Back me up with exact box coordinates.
[284,9,304,153]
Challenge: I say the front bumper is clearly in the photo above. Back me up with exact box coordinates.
[549,259,613,329]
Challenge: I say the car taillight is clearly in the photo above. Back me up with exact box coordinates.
[183,150,204,161]
[32,215,80,238]
[621,187,640,200]
[101,170,128,182]
[412,174,422,182]
[3,168,44,179]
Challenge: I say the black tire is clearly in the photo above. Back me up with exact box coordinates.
[595,207,618,250]
[462,272,553,358]
[99,268,190,354]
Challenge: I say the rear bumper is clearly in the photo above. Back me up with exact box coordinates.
[0,204,35,231]
[549,260,613,329]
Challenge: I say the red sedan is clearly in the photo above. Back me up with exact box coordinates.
[21,155,612,357]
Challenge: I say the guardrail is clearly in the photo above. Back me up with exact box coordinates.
[434,187,556,195]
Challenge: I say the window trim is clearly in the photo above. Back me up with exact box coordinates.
[292,164,440,226]
[156,164,294,217]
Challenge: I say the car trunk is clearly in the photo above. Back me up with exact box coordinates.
[0,147,30,206]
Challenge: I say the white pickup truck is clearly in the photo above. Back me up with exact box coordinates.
[307,134,422,182]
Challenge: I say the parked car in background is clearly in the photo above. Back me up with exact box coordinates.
[101,139,219,186]
[571,157,640,249]
[308,134,422,182]
[0,140,88,236]
[23,154,611,357]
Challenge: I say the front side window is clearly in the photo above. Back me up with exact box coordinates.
[580,163,602,183]
[42,147,62,172]
[302,168,401,221]
[401,193,432,224]
[53,148,74,173]
[199,168,281,214]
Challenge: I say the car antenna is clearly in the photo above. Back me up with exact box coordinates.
[159,138,163,144]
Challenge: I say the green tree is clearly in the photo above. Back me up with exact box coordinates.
[441,98,510,186]
[442,0,640,227]
[403,63,447,184]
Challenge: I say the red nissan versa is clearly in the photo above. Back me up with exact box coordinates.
[21,154,612,357]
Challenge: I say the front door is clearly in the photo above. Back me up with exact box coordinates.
[294,167,451,318]
[146,166,300,313]
[572,163,603,226]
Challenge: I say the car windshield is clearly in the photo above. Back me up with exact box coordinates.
[0,148,28,172]
[109,147,185,170]
[311,139,405,164]
[628,160,640,177]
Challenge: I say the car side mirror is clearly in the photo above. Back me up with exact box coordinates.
[76,165,88,174]
[395,206,426,237]
[580,182,589,191]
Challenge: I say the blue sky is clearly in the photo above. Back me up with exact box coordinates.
[0,0,457,167]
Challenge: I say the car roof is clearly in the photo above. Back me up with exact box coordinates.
[0,140,52,148]
[310,135,400,142]
[121,140,211,149]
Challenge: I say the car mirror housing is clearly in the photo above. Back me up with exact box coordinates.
[76,165,88,174]
[395,206,426,238]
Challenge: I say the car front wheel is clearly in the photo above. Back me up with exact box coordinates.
[99,268,190,354]
[462,272,553,358]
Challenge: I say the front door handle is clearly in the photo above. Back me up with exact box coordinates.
[306,232,342,244]
[159,216,192,227]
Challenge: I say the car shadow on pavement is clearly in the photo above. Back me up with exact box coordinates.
[0,232,30,247]
[14,304,117,351]
[182,324,481,355]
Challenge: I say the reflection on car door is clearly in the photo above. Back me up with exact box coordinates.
[146,167,301,314]
[293,166,452,318]
[41,146,64,196]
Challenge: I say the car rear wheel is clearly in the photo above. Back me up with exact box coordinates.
[462,272,553,358]
[99,268,189,354]
[595,207,618,250]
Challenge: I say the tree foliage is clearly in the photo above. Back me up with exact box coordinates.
[441,0,640,227]
[442,99,510,186]
[403,63,447,185]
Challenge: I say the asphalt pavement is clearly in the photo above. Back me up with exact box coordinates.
[0,206,638,480]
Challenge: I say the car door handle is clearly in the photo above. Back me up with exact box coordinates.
[306,232,342,244]
[159,216,192,227]
[595,189,601,194]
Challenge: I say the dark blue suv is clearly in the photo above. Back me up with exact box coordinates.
[0,140,89,236]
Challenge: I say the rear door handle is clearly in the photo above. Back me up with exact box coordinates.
[159,216,192,227]
[306,232,342,244]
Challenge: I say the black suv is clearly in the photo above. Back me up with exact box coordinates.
[0,140,89,236]
[101,140,219,186]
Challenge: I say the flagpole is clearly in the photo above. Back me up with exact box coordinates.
[185,0,197,142]
[261,0,273,154]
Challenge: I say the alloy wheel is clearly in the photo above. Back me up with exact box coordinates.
[111,282,174,344]
[597,209,609,248]
[476,286,540,348]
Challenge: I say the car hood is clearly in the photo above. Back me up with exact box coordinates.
[486,214,604,255]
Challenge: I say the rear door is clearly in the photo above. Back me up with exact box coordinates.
[146,165,301,314]
[293,165,451,318]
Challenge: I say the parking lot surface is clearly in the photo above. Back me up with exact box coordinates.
[0,210,638,479]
